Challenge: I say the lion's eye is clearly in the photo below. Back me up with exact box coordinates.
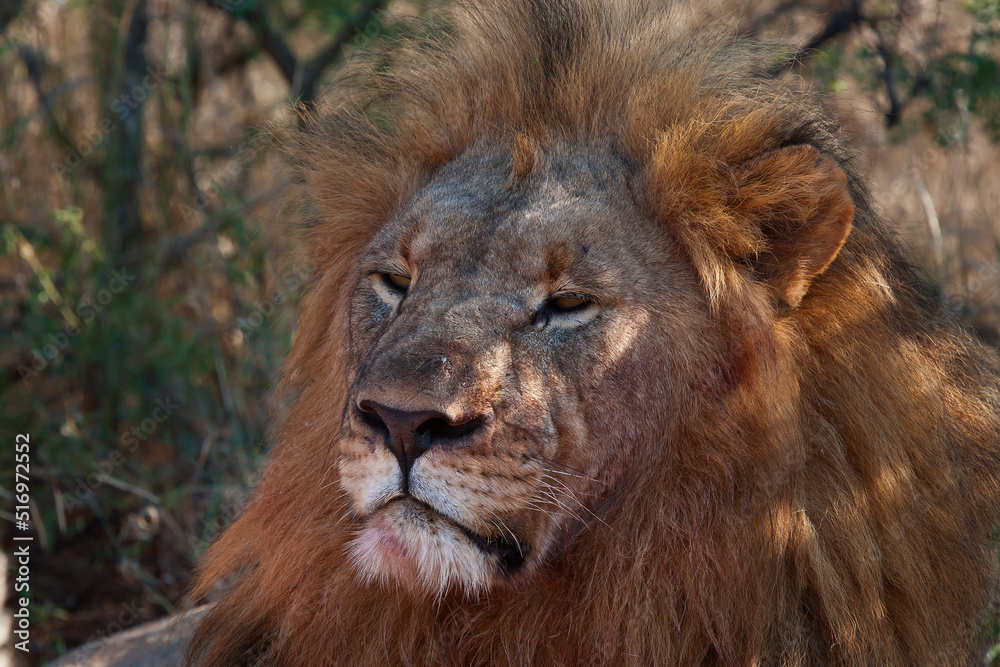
[533,293,597,329]
[550,295,589,312]
[381,273,412,293]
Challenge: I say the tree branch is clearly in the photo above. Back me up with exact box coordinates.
[297,0,385,102]
[197,0,386,105]
[244,3,299,84]
[739,0,803,39]
[868,19,903,126]
[16,45,79,154]
[771,0,864,75]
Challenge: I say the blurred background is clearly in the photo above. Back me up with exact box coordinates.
[0,0,998,663]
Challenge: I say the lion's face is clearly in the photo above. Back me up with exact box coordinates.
[337,142,716,596]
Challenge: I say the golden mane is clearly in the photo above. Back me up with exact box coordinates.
[188,1,1000,664]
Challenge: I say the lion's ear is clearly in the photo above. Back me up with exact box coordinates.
[736,145,854,308]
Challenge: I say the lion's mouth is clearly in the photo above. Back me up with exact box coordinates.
[389,497,529,574]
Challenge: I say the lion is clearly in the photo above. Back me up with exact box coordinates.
[185,1,1000,665]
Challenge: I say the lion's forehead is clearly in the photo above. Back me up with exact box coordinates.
[382,146,662,295]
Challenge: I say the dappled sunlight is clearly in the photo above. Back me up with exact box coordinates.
[599,308,651,367]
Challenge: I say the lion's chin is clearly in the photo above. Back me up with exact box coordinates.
[346,499,497,597]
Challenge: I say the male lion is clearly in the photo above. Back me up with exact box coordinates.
[187,1,1000,665]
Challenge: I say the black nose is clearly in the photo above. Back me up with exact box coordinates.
[356,399,484,490]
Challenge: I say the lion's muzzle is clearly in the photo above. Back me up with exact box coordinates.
[354,399,490,493]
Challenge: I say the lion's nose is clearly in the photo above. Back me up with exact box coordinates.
[356,399,484,489]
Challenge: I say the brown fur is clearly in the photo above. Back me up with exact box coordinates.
[187,1,1000,664]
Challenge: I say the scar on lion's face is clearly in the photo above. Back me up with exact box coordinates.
[338,142,707,595]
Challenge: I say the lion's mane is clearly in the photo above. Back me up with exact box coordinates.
[188,1,1000,664]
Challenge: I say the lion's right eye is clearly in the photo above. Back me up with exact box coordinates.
[550,296,588,312]
[533,292,599,329]
[369,270,413,306]
[380,273,412,293]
